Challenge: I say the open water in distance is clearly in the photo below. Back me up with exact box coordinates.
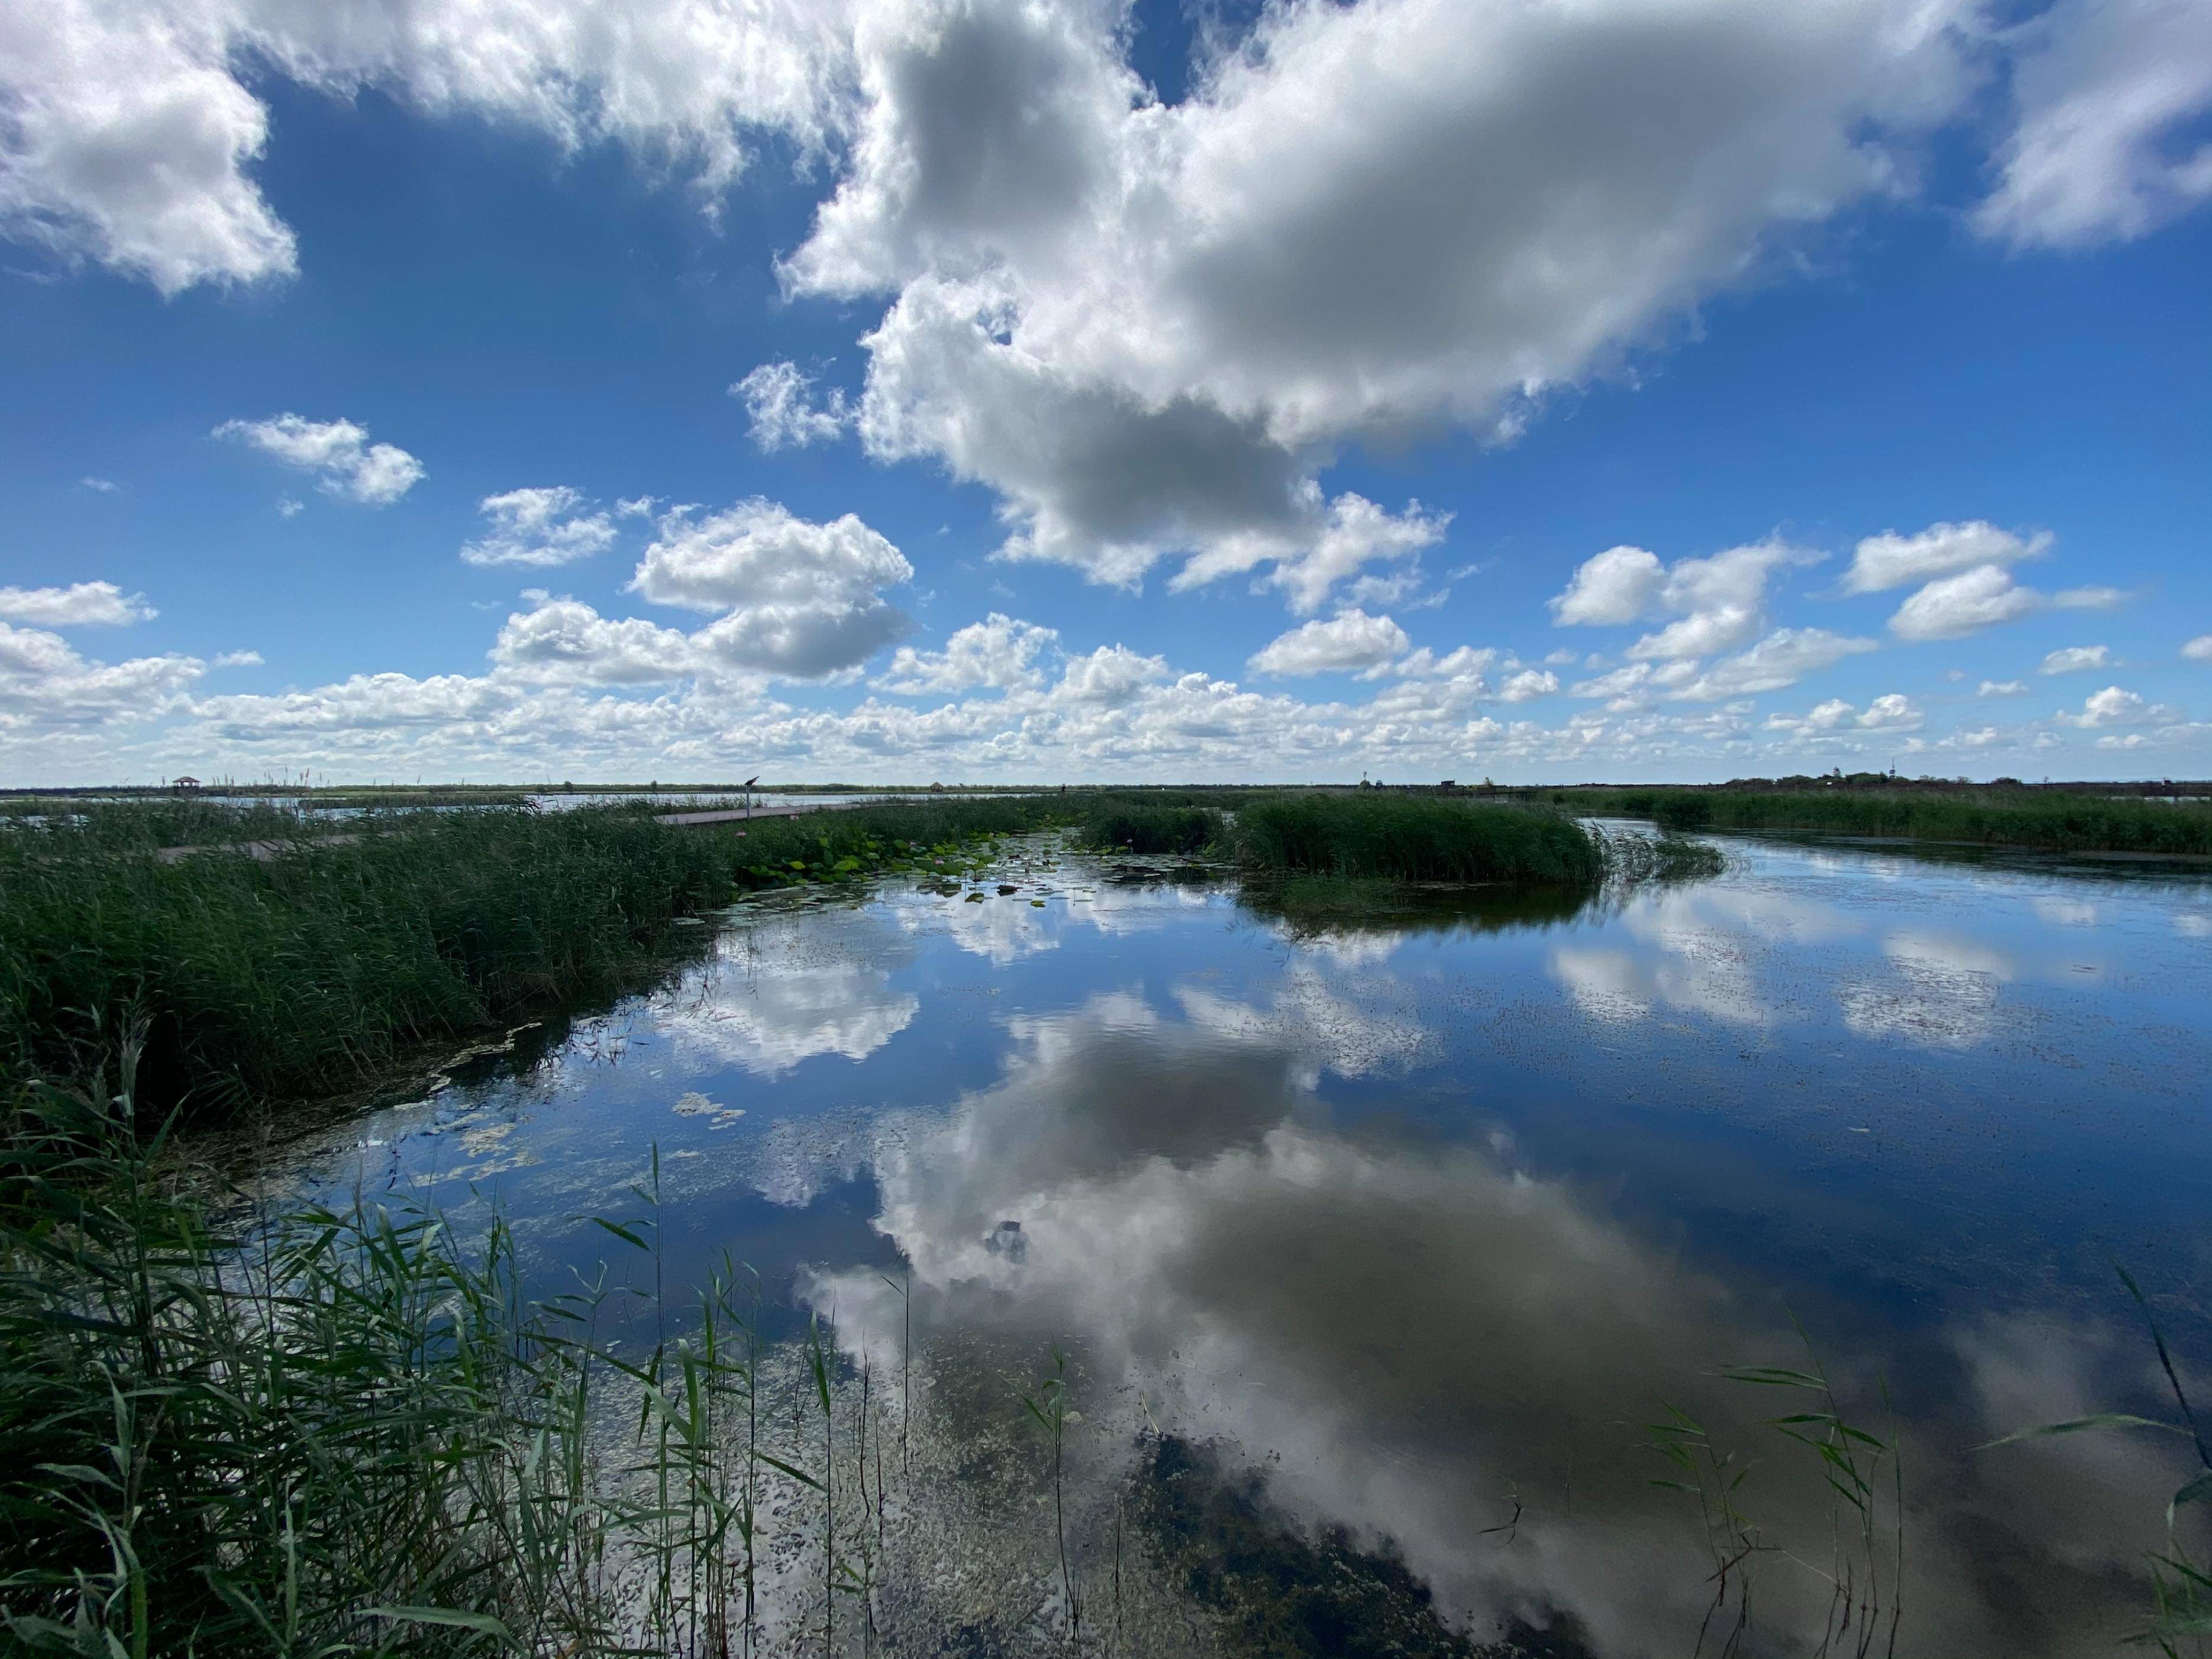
[289,829,2212,1657]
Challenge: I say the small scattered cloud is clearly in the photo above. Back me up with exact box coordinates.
[1889,566,2037,641]
[1765,692,1923,738]
[1248,610,1410,677]
[461,487,618,568]
[1888,563,2127,642]
[78,476,120,494]
[1979,678,2029,696]
[0,580,156,627]
[2039,644,2110,674]
[1497,668,1559,703]
[2053,684,2178,727]
[276,496,305,518]
[2185,634,2212,663]
[1550,539,1812,663]
[214,414,423,505]
[733,361,851,451]
[1841,521,2048,593]
[212,649,263,667]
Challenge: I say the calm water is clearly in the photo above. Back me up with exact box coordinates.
[293,831,2212,1657]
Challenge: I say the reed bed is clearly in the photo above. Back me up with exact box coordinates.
[0,806,733,1124]
[1074,802,1225,855]
[1581,787,2212,854]
[0,1057,838,1658]
[1229,794,1603,887]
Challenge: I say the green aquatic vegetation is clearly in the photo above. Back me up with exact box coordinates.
[1583,787,2212,855]
[0,805,732,1124]
[1231,794,1604,887]
[1591,826,1727,885]
[0,1054,839,1658]
[1074,802,1225,855]
[1979,1267,2212,1658]
[1648,1331,1904,1659]
[722,796,1063,891]
[1130,1435,1571,1658]
[1022,1345,1082,1641]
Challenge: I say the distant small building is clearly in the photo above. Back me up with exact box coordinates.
[172,775,201,792]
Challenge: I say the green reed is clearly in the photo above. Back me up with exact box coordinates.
[1648,1325,1904,1659]
[1580,786,2212,854]
[1980,1266,2212,1658]
[1229,794,1604,886]
[0,1047,852,1658]
[0,805,736,1125]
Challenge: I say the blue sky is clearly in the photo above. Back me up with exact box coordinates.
[2,0,2208,784]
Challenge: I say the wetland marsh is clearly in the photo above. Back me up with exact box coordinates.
[244,824,2212,1655]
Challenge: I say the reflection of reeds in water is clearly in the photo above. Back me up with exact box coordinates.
[1648,1335,1906,1659]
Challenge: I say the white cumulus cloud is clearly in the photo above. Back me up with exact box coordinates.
[0,581,155,627]
[1248,611,1410,678]
[806,0,1982,603]
[876,614,1057,695]
[1551,538,1810,661]
[461,487,618,568]
[733,360,852,450]
[2182,635,2212,663]
[1840,521,2049,593]
[630,499,913,679]
[1889,563,2126,641]
[1977,0,2212,248]
[2039,644,2110,675]
[2054,684,2177,728]
[214,414,423,505]
[489,594,700,686]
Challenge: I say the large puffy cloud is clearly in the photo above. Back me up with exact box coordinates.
[1248,609,1409,677]
[1052,643,1170,706]
[214,414,424,505]
[1547,544,1664,627]
[1,0,852,292]
[1976,0,2212,248]
[875,612,1056,694]
[0,581,156,627]
[0,0,296,293]
[809,0,1984,599]
[629,499,913,678]
[460,488,618,567]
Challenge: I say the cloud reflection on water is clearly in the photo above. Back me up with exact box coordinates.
[799,983,2179,1655]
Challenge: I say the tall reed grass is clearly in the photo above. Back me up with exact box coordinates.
[0,1053,837,1657]
[0,806,734,1124]
[1229,794,1603,886]
[1585,787,2212,855]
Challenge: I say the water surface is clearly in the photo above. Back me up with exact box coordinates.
[301,831,2212,1656]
